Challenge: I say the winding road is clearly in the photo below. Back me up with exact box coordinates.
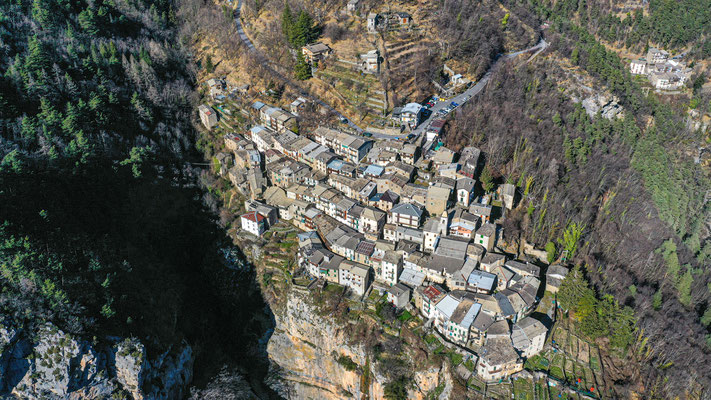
[235,0,546,137]
[410,38,548,139]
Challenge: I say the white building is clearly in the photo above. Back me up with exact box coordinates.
[400,103,422,128]
[387,283,411,308]
[381,250,402,286]
[511,317,548,358]
[456,178,476,207]
[339,261,371,296]
[474,223,496,251]
[630,59,647,75]
[240,211,267,236]
[199,104,218,130]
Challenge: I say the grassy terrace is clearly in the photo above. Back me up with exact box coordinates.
[315,64,385,124]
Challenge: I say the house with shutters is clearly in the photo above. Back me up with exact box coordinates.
[240,211,267,236]
[389,203,423,228]
[474,223,496,251]
[511,317,548,358]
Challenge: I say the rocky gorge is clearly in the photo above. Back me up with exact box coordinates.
[0,319,192,399]
[265,288,457,400]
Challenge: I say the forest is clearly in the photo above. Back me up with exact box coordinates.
[0,0,274,392]
[531,0,711,56]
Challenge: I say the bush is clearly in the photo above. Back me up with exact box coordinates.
[337,355,358,371]
[384,375,410,400]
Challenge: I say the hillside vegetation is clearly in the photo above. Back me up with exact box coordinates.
[446,14,710,395]
[0,0,273,392]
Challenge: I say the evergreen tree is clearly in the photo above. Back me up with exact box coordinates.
[480,167,494,192]
[294,52,312,80]
[32,0,54,29]
[281,3,295,45]
[78,7,99,35]
[294,10,316,47]
[24,35,49,77]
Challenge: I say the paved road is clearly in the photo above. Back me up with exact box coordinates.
[410,38,548,139]
[235,0,546,137]
[234,0,363,132]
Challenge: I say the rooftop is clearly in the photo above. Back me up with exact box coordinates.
[467,270,497,290]
[480,338,520,366]
[399,266,426,287]
[241,211,264,223]
[450,299,481,330]
[476,223,496,237]
[402,102,422,115]
[435,294,460,320]
[391,203,423,218]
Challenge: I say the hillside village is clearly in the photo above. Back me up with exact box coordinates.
[196,75,585,389]
[189,1,708,397]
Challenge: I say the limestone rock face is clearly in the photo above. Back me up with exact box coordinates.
[0,318,193,400]
[115,339,149,399]
[267,290,453,399]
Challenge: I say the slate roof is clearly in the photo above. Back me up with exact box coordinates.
[480,338,520,366]
[481,252,506,266]
[471,310,494,332]
[391,202,423,218]
[399,266,425,287]
[476,223,496,237]
[456,178,476,192]
[435,237,469,259]
[450,300,481,330]
[505,260,540,277]
[493,292,516,317]
[388,283,410,297]
[380,190,400,203]
[467,270,497,291]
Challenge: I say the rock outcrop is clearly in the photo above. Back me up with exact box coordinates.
[582,94,623,120]
[0,318,193,399]
[267,289,453,399]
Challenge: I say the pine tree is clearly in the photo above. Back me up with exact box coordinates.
[78,7,99,35]
[281,3,295,46]
[62,102,79,136]
[25,35,49,77]
[480,167,494,192]
[294,52,312,80]
[294,11,316,47]
[204,55,214,73]
[32,0,54,29]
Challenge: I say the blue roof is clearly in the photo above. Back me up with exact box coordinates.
[252,101,266,110]
[467,270,497,290]
[298,231,320,241]
[327,159,345,170]
[459,303,481,330]
[370,193,383,202]
[364,164,385,176]
[251,125,267,134]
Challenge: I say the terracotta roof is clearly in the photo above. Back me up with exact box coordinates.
[242,211,265,223]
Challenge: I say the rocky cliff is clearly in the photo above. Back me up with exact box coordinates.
[0,319,193,399]
[266,289,456,400]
